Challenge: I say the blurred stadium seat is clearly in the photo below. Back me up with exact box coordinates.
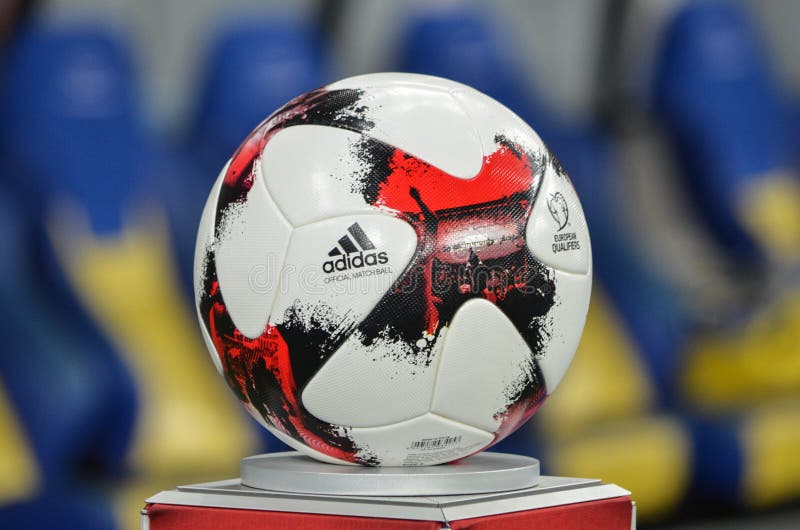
[651,0,800,265]
[399,4,553,140]
[0,184,136,480]
[548,414,692,520]
[189,16,327,178]
[0,492,117,530]
[0,21,259,530]
[639,0,800,414]
[690,399,800,508]
[637,0,800,512]
[0,173,126,526]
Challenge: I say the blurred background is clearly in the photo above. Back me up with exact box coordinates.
[0,0,799,528]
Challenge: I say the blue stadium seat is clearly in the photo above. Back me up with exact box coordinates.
[0,492,116,530]
[0,23,154,234]
[689,402,800,508]
[190,17,327,178]
[0,182,128,530]
[651,0,797,262]
[399,6,553,140]
[0,174,135,485]
[2,21,265,474]
[790,99,800,170]
[688,415,742,503]
[0,23,143,473]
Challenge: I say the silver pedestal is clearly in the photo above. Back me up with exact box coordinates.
[144,474,634,526]
[240,451,540,496]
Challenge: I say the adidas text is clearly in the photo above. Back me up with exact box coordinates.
[323,251,389,274]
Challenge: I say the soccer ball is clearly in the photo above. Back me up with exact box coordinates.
[194,73,591,466]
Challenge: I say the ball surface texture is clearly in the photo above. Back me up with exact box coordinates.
[195,73,591,466]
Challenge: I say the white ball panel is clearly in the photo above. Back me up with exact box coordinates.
[326,74,484,180]
[262,126,377,227]
[195,161,227,374]
[270,212,416,332]
[328,72,471,92]
[430,298,534,433]
[216,162,292,339]
[452,86,545,164]
[349,413,493,466]
[354,84,482,180]
[526,163,591,274]
[302,327,446,428]
[537,268,592,393]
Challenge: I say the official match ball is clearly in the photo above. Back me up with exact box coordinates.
[194,73,591,466]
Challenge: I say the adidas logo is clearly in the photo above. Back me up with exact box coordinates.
[322,223,389,274]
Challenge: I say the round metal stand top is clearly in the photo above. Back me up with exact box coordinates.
[241,451,540,496]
